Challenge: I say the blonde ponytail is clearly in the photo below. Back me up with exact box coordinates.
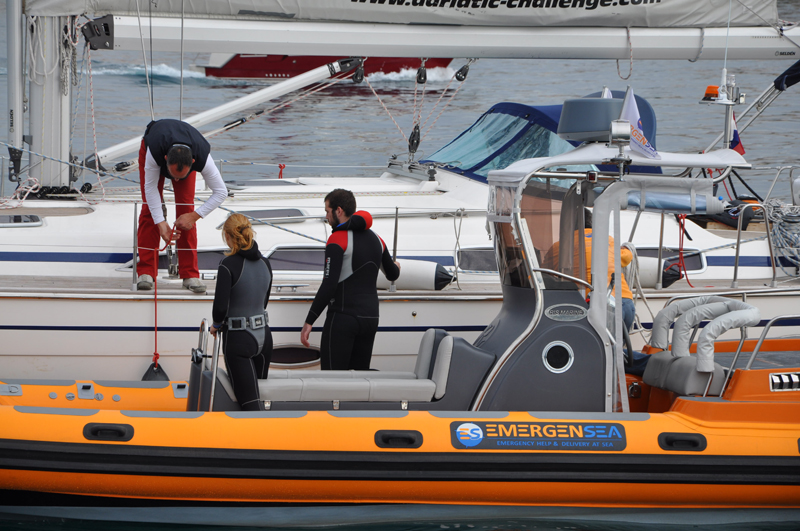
[222,213,255,256]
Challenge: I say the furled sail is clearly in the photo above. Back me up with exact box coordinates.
[25,0,779,29]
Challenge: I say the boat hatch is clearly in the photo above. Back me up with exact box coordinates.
[0,215,43,228]
[234,208,307,224]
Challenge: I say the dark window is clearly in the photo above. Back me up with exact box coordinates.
[636,248,704,271]
[0,214,42,226]
[457,248,498,271]
[267,248,325,271]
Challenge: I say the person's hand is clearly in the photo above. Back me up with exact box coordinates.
[394,261,401,271]
[300,323,313,347]
[210,324,219,337]
[157,221,180,245]
[175,211,202,231]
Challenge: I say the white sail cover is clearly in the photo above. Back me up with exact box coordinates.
[25,0,779,28]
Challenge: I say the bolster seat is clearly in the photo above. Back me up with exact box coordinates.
[258,333,454,403]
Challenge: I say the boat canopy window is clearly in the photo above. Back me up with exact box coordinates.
[267,248,325,271]
[457,248,498,272]
[423,102,597,183]
[0,214,42,227]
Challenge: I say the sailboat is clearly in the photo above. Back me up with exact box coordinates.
[2,1,800,379]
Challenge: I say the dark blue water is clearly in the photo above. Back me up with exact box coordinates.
[2,1,800,529]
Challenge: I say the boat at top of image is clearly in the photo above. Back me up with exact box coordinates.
[1,112,799,524]
[199,54,453,79]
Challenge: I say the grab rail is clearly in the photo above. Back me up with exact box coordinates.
[745,314,800,370]
[208,330,221,411]
[731,203,776,289]
[197,318,209,355]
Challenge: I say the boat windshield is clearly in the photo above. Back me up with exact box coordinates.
[423,102,596,184]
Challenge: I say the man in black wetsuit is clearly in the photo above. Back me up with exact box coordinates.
[300,189,401,370]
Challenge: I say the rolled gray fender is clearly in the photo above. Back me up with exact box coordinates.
[650,295,733,350]
[696,306,760,372]
[671,302,733,358]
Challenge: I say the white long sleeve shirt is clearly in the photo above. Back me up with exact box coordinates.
[143,147,228,224]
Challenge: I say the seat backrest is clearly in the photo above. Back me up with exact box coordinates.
[414,328,449,380]
[430,335,454,399]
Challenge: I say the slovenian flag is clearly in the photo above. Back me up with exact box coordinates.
[730,113,745,155]
[620,86,660,160]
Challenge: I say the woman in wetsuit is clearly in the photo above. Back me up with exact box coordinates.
[210,214,273,411]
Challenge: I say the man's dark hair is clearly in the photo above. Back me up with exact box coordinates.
[166,145,193,172]
[325,188,356,216]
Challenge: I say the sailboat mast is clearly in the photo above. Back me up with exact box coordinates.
[5,0,24,189]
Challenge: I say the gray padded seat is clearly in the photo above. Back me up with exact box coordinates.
[267,328,448,381]
[268,369,416,379]
[643,351,725,396]
[661,356,725,396]
[258,334,454,403]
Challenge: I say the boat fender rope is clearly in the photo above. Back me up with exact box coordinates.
[674,214,695,288]
[152,223,178,368]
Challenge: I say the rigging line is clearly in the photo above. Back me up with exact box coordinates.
[134,0,155,121]
[149,0,155,111]
[364,74,408,143]
[616,27,632,81]
[414,58,429,128]
[724,0,733,71]
[421,61,475,142]
[688,28,705,63]
[179,0,185,121]
[87,48,107,202]
[202,70,354,140]
[420,66,459,134]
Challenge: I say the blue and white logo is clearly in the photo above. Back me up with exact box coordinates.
[456,422,484,447]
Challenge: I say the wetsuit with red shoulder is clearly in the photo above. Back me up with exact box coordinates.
[305,211,400,370]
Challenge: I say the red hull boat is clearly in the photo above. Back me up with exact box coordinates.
[203,54,452,79]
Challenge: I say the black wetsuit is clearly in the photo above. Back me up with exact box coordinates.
[305,211,400,370]
[212,242,273,411]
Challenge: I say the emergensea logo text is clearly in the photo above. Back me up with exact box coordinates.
[451,421,626,451]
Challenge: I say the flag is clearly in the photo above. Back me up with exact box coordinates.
[730,113,745,155]
[601,86,613,98]
[619,86,660,160]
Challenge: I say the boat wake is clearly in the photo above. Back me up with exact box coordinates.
[366,66,456,84]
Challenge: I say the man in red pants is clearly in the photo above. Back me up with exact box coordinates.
[137,119,228,293]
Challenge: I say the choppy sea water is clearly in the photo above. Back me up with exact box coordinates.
[1,1,800,529]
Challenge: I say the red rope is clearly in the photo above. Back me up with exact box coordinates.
[278,164,285,179]
[674,214,695,288]
[152,225,177,368]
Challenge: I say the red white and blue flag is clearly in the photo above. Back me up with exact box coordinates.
[730,113,745,155]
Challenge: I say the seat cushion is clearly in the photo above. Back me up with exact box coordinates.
[259,379,303,401]
[663,357,725,396]
[269,369,416,380]
[367,379,436,402]
[642,351,678,389]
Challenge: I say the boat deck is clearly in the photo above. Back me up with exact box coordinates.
[0,275,503,300]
